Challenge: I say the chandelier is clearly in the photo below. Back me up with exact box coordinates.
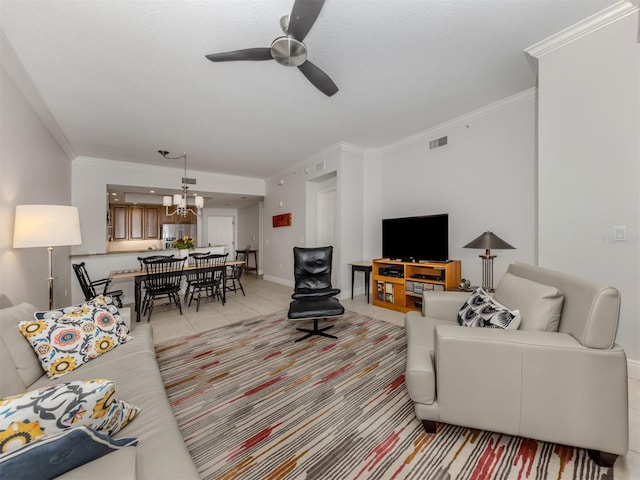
[159,150,204,217]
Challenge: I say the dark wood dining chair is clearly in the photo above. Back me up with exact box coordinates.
[187,253,228,312]
[183,252,210,302]
[225,263,245,296]
[141,256,187,321]
[72,262,124,307]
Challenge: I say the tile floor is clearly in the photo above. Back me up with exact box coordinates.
[131,274,639,479]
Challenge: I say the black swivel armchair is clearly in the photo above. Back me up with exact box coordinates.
[287,246,345,342]
[72,262,124,308]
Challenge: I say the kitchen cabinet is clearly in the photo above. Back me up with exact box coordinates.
[111,206,128,240]
[129,206,144,239]
[110,206,161,240]
[161,209,196,225]
[144,207,160,239]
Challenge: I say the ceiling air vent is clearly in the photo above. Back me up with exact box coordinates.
[429,136,448,150]
[315,160,325,171]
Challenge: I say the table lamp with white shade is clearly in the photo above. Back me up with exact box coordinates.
[13,205,82,309]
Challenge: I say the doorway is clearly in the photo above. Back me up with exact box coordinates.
[317,188,337,246]
[207,216,235,254]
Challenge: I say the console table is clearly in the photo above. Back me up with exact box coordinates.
[349,262,372,303]
[236,249,258,275]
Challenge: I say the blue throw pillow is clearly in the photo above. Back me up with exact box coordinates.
[0,426,137,480]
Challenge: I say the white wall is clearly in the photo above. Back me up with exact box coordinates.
[236,202,261,273]
[236,203,260,252]
[362,150,383,261]
[0,65,74,309]
[72,157,265,254]
[263,145,342,286]
[337,146,365,295]
[535,9,639,360]
[378,91,538,286]
[263,94,537,297]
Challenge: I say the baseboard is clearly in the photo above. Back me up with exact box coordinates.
[628,359,640,380]
[262,275,294,288]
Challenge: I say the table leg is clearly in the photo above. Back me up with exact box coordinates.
[222,268,226,305]
[135,276,142,322]
[351,267,355,300]
[365,270,370,303]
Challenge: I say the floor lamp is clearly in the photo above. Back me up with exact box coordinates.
[463,231,515,292]
[13,205,82,310]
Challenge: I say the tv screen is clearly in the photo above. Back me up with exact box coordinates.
[382,214,448,262]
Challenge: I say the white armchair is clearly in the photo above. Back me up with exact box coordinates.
[405,262,628,467]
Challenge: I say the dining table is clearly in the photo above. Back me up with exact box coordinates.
[109,260,245,322]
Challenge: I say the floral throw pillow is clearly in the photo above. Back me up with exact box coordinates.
[0,379,140,455]
[19,299,132,379]
[457,287,522,330]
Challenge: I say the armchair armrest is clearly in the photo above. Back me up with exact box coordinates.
[434,324,628,454]
[422,291,471,319]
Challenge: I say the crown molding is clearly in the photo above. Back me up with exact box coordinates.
[73,156,264,184]
[1,29,77,160]
[380,88,536,153]
[524,1,639,74]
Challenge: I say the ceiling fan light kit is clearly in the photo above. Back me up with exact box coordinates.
[205,0,338,97]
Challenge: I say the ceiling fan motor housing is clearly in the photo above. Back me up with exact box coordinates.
[271,36,307,67]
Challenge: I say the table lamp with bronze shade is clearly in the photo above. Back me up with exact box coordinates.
[13,205,82,309]
[463,231,515,292]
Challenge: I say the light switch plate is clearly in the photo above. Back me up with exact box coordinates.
[613,226,627,242]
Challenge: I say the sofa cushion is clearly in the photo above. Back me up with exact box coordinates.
[0,303,44,395]
[457,288,521,330]
[0,379,139,454]
[19,301,131,379]
[55,445,137,480]
[0,426,137,480]
[493,273,564,332]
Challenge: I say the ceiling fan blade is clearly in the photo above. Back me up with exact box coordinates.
[205,48,272,62]
[288,0,325,42]
[298,61,338,97]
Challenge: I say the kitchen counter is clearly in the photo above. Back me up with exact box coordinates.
[71,246,228,257]
[71,249,167,257]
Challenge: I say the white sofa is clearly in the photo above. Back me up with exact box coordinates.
[405,262,628,467]
[0,296,200,479]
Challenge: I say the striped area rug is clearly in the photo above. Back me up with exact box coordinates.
[155,310,615,480]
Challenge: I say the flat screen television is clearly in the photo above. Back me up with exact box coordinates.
[382,214,449,262]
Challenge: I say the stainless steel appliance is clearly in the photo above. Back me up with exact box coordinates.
[162,224,197,249]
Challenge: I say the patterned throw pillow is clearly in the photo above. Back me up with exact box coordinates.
[0,379,140,455]
[457,287,521,330]
[0,426,138,480]
[18,298,132,379]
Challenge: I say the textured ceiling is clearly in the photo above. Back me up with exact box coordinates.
[1,0,617,180]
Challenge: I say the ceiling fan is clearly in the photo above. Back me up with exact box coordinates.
[205,0,338,97]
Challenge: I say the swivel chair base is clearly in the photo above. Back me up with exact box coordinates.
[288,297,344,342]
[295,320,337,342]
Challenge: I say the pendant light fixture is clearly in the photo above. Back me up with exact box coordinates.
[159,150,204,217]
